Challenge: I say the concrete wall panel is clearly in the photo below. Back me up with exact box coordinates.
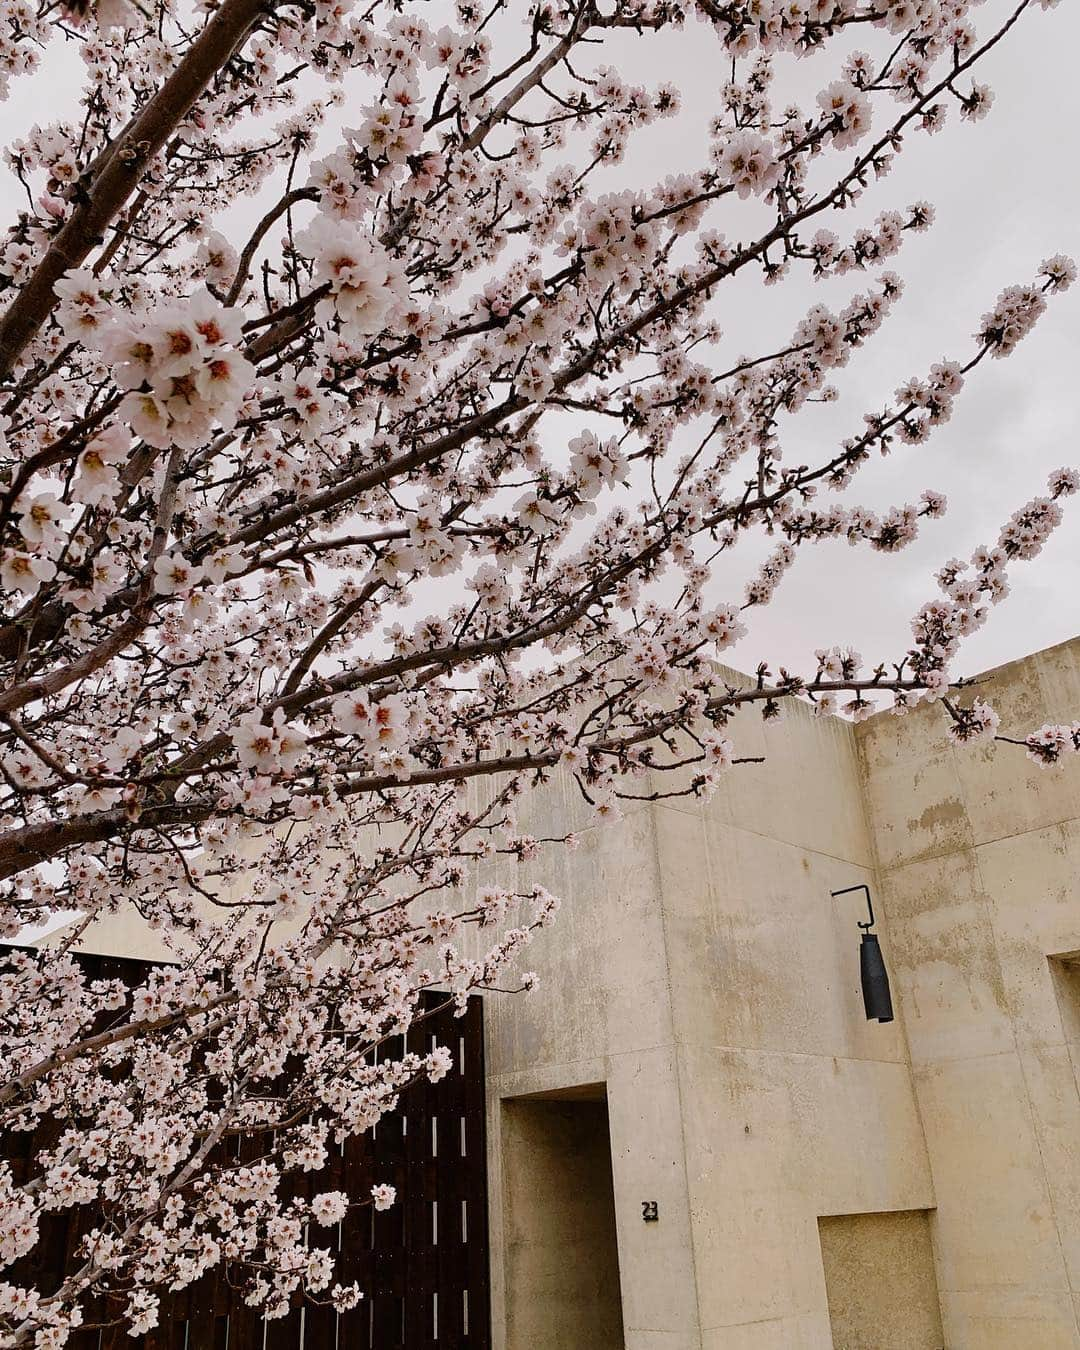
[856,637,1080,1348]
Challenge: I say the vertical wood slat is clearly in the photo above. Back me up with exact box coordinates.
[371,1026,406,1350]
[401,1018,423,1350]
[1,957,490,1350]
[226,1124,268,1350]
[184,1266,219,1350]
[334,1030,372,1350]
[263,1108,307,1350]
[461,996,491,1350]
[436,1013,466,1349]
[301,1118,340,1350]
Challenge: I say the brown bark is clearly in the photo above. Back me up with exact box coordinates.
[0,0,276,379]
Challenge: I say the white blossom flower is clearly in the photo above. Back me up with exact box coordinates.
[311,1192,349,1226]
[1,551,57,594]
[299,215,406,341]
[371,1184,396,1212]
[152,553,204,596]
[17,489,70,551]
[232,716,280,774]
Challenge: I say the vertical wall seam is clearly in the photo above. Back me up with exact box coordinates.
[648,795,706,1349]
[967,838,1079,1329]
[852,722,942,1221]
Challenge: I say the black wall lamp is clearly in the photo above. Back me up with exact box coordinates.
[831,884,894,1023]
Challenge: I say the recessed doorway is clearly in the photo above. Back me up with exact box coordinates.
[501,1086,625,1350]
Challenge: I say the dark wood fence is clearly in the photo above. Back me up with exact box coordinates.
[2,953,490,1350]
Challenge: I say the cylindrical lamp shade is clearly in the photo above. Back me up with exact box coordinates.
[859,931,894,1023]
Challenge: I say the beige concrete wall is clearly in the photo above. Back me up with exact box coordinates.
[487,640,1080,1348]
[856,636,1080,1349]
[477,772,705,1350]
[481,684,936,1349]
[652,694,934,1349]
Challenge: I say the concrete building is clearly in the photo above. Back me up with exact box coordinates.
[482,637,1080,1350]
[36,638,1080,1348]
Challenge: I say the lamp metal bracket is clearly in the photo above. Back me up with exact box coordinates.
[830,882,876,932]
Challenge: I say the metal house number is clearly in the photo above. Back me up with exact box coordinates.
[641,1200,659,1222]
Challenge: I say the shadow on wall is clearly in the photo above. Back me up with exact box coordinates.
[501,1086,624,1350]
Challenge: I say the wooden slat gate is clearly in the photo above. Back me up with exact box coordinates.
[3,953,490,1350]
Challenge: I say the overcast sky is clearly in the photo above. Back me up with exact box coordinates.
[4,0,1077,689]
[594,0,1080,684]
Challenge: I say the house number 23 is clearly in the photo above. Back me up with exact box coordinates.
[641,1201,659,1222]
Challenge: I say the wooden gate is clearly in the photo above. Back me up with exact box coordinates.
[2,953,490,1350]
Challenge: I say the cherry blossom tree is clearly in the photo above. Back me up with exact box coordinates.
[0,0,1076,1340]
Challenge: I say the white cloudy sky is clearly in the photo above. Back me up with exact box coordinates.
[4,0,1077,688]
